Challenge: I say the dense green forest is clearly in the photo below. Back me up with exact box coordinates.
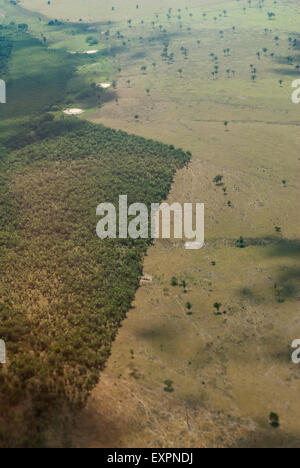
[0,25,190,446]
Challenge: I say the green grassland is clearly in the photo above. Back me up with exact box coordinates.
[1,0,300,448]
[0,16,111,141]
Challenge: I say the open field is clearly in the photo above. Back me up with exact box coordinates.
[20,0,232,23]
[77,0,300,447]
[2,0,300,447]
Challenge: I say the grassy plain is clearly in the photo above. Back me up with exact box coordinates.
[5,0,300,447]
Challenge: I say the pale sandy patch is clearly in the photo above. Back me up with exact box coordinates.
[63,108,85,115]
[97,82,111,89]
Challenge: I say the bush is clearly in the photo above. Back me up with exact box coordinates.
[269,413,280,428]
[171,277,178,286]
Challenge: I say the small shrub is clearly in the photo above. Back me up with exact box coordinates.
[171,277,178,287]
[269,412,280,428]
[164,380,174,393]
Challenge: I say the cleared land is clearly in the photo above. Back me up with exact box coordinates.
[4,0,300,447]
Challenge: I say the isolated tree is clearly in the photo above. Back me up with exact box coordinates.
[164,380,174,393]
[213,175,223,185]
[171,277,178,286]
[269,413,280,428]
[237,236,246,248]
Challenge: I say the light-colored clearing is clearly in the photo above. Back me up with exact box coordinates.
[97,82,111,89]
[63,108,85,115]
